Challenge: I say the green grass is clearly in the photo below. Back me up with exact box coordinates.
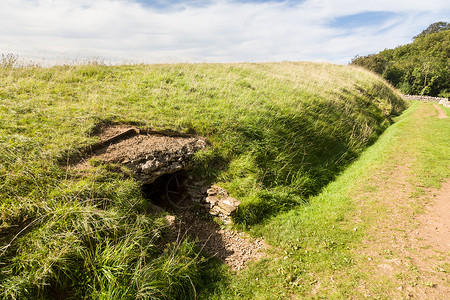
[199,101,449,299]
[0,60,406,299]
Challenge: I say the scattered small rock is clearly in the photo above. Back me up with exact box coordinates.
[202,185,241,222]
[165,215,176,226]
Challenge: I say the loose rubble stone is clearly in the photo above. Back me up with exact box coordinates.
[164,210,268,271]
[205,196,219,206]
[165,215,176,226]
[187,183,241,221]
[203,184,241,219]
[217,200,236,214]
[130,139,207,184]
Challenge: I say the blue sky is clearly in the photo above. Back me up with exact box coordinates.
[1,0,449,65]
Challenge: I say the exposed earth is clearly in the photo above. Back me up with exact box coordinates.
[433,103,448,119]
[350,103,449,299]
[354,168,449,299]
[164,210,268,271]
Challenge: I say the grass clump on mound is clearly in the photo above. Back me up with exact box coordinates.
[0,60,405,298]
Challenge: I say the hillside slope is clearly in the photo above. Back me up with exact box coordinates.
[0,61,405,299]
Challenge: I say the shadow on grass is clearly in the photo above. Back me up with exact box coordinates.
[230,86,406,227]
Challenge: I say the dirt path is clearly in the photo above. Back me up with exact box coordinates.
[433,103,448,119]
[353,163,449,299]
[415,180,450,253]
[350,103,450,299]
[409,180,450,298]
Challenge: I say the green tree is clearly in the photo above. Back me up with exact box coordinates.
[350,23,450,97]
[414,21,450,40]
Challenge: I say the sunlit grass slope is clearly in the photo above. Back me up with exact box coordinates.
[0,61,405,299]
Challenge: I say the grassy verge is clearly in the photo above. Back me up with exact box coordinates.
[201,101,449,298]
[0,61,405,299]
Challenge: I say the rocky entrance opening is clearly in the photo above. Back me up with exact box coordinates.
[72,125,264,270]
[74,125,241,216]
[142,171,192,210]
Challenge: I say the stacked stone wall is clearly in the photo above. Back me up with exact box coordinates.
[402,95,448,103]
[402,95,450,108]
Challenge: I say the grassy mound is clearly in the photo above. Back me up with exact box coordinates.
[0,61,405,299]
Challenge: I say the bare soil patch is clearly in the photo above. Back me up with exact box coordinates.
[95,124,138,141]
[77,125,205,168]
[415,180,450,253]
[433,104,448,119]
[71,125,207,186]
[166,210,268,271]
[353,163,449,299]
[93,134,201,163]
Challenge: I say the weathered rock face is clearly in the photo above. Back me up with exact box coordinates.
[125,137,207,184]
[76,125,207,184]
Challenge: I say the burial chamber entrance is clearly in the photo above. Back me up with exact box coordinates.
[71,125,265,271]
[72,125,208,209]
[141,171,193,209]
[72,125,240,220]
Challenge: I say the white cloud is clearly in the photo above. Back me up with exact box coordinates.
[0,0,449,65]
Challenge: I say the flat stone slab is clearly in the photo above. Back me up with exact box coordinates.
[73,125,207,184]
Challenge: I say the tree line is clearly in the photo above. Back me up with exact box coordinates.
[350,22,450,97]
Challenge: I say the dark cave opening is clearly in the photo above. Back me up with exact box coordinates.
[141,171,191,210]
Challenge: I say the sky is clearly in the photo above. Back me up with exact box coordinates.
[1,0,449,65]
